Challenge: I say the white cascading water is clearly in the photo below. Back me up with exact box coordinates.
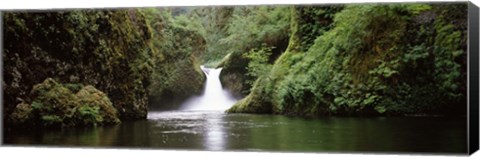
[181,65,237,111]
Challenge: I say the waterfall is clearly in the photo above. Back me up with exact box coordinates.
[180,66,237,111]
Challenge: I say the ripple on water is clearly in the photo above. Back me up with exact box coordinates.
[148,111,227,135]
[161,129,199,134]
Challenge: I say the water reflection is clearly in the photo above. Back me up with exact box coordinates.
[147,111,227,151]
[4,112,467,154]
[204,113,225,150]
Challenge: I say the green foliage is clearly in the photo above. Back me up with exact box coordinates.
[220,6,290,56]
[243,46,274,86]
[76,85,121,124]
[41,115,63,126]
[3,9,154,122]
[188,7,235,63]
[433,20,464,98]
[64,83,84,93]
[296,6,343,51]
[229,3,467,116]
[10,102,33,124]
[214,6,291,97]
[368,60,400,78]
[403,3,432,14]
[76,105,103,126]
[3,4,467,129]
[142,8,206,109]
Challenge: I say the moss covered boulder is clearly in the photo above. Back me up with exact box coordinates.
[76,85,121,125]
[10,78,120,127]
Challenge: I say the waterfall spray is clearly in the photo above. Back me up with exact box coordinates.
[181,66,237,111]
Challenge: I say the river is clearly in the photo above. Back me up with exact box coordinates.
[3,67,467,154]
[4,111,467,153]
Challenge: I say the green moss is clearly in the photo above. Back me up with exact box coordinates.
[10,78,121,127]
[227,76,274,113]
[76,85,121,124]
[41,115,63,126]
[30,78,80,127]
[143,9,208,109]
[228,3,467,116]
[10,102,33,124]
[3,10,154,123]
[227,85,272,113]
[214,53,231,68]
[64,83,84,93]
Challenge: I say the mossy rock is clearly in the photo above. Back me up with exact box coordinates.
[10,78,121,127]
[218,52,252,98]
[227,94,272,114]
[148,58,206,110]
[10,102,33,124]
[30,78,80,127]
[76,85,121,124]
[227,77,273,114]
[3,10,153,125]
[215,53,232,68]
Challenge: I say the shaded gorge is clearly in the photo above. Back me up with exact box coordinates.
[4,67,467,153]
[2,4,469,155]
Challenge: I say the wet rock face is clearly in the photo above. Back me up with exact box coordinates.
[218,52,252,99]
[147,58,206,110]
[3,10,152,124]
[10,78,121,128]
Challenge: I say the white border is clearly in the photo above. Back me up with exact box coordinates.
[0,0,472,10]
[0,0,478,157]
[0,147,465,157]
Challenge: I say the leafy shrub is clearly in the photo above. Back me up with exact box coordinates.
[215,6,291,97]
[243,46,274,86]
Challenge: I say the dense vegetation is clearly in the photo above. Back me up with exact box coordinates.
[3,3,468,129]
[189,6,293,97]
[227,3,468,116]
[3,10,153,127]
[3,8,206,128]
[143,8,206,110]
